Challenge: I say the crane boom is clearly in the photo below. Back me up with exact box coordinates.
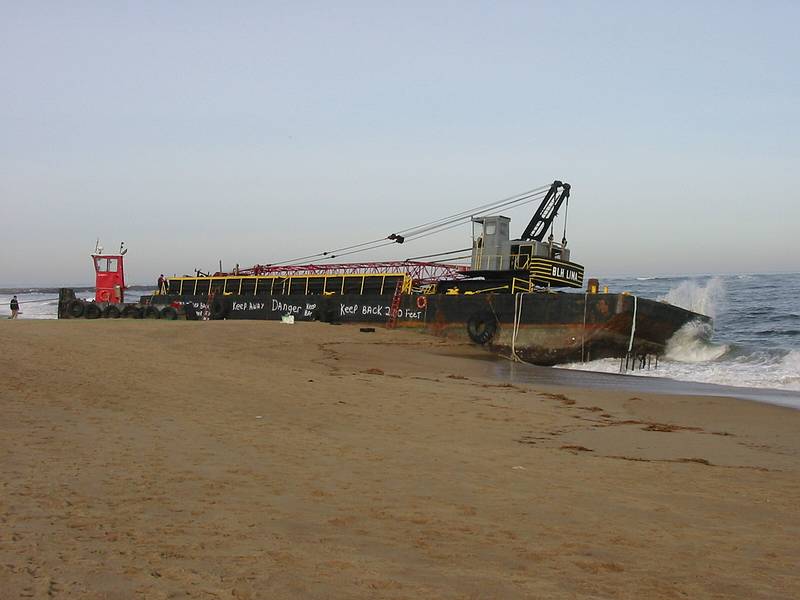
[519,180,571,241]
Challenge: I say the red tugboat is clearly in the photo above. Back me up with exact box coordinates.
[58,181,712,365]
[58,241,180,320]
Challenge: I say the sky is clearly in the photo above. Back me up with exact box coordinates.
[1,1,798,285]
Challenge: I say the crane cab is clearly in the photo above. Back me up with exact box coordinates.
[471,216,511,270]
[466,181,584,289]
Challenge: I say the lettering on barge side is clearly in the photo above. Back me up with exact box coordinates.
[232,301,266,312]
[550,265,581,282]
[270,299,317,317]
[340,303,423,320]
[183,300,210,320]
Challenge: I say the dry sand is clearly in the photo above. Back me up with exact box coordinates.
[1,320,799,599]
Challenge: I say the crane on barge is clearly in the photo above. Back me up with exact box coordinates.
[216,179,578,289]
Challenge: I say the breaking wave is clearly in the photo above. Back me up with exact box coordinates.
[657,277,725,319]
[664,321,729,363]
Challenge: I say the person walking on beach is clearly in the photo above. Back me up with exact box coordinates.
[9,295,19,319]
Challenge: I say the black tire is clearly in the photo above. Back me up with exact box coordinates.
[122,305,142,319]
[143,306,161,319]
[104,305,122,319]
[66,299,85,318]
[85,303,102,319]
[160,306,178,320]
[467,311,498,345]
[210,296,231,320]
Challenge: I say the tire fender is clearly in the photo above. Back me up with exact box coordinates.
[103,305,122,319]
[66,299,85,318]
[122,305,142,319]
[160,306,178,320]
[466,311,498,345]
[85,303,102,319]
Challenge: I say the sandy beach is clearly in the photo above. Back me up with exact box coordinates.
[1,320,798,599]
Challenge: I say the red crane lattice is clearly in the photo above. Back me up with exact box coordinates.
[235,261,468,286]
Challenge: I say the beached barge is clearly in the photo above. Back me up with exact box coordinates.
[59,181,710,365]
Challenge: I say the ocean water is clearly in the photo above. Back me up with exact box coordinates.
[2,274,799,398]
[561,273,800,395]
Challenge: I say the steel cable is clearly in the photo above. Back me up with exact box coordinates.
[262,183,552,266]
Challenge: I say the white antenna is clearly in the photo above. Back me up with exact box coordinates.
[94,238,101,254]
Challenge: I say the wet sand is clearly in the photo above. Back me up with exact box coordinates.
[1,320,799,599]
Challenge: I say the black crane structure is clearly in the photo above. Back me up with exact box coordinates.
[518,180,571,242]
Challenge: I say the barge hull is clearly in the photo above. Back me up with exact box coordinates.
[144,292,707,365]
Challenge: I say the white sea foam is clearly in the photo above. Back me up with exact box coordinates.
[664,321,729,363]
[777,350,800,389]
[657,277,725,319]
[563,351,800,394]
